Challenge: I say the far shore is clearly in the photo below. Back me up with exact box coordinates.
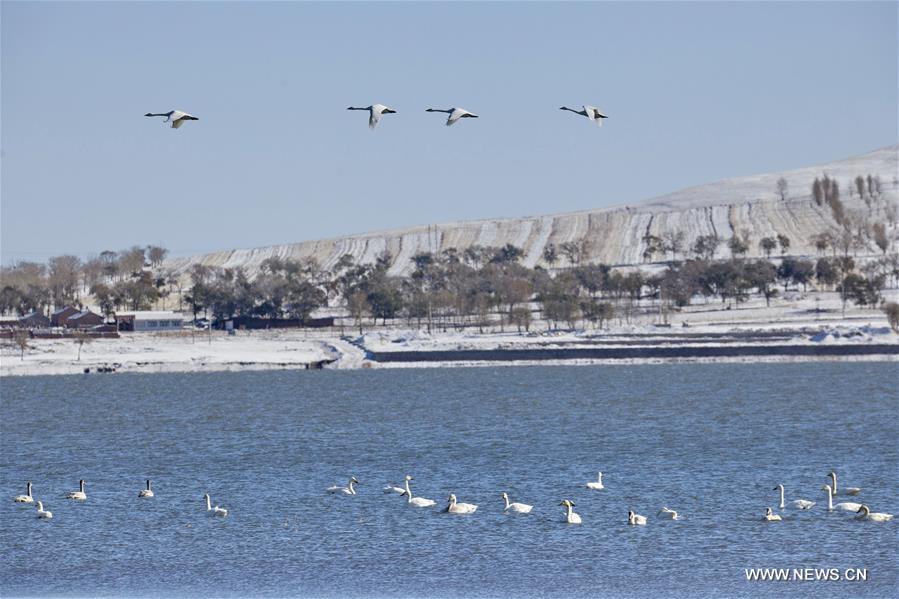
[2,290,897,377]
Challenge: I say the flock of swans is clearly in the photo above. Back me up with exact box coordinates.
[144,104,609,130]
[12,469,893,525]
[762,472,893,523]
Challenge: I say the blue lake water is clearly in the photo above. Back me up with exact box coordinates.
[1,363,897,598]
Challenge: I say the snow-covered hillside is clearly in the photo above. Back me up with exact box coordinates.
[166,146,898,278]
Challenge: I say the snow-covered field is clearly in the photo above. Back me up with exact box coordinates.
[3,291,895,377]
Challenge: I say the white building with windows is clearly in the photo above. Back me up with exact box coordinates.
[115,311,185,332]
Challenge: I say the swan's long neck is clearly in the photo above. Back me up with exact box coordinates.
[80,480,85,493]
[824,486,834,510]
[829,473,837,494]
[597,473,603,483]
[561,107,586,116]
[503,495,511,509]
[27,482,32,496]
[146,480,152,491]
[206,495,212,510]
[37,501,43,511]
[778,485,785,509]
[404,479,412,498]
[567,504,574,519]
[429,108,452,114]
[347,480,356,494]
[147,112,172,117]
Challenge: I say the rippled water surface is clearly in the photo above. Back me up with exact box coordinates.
[1,363,897,598]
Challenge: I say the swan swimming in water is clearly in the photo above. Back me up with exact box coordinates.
[138,480,154,498]
[501,492,533,513]
[628,511,648,525]
[384,475,411,494]
[658,507,680,520]
[400,477,436,507]
[774,484,815,509]
[204,494,228,517]
[14,481,34,503]
[821,484,862,512]
[828,471,861,496]
[327,476,359,495]
[445,493,477,514]
[586,472,604,490]
[35,501,53,520]
[855,505,893,522]
[65,479,87,501]
[560,500,581,524]
[763,507,782,521]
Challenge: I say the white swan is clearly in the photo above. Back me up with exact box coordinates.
[145,110,198,129]
[14,481,34,503]
[560,499,581,524]
[400,476,436,507]
[658,507,680,520]
[501,492,533,513]
[774,484,815,509]
[855,505,893,522]
[327,476,359,495]
[204,493,228,517]
[822,484,862,512]
[445,493,477,514]
[628,510,648,525]
[35,501,53,520]
[763,507,781,522]
[347,104,396,129]
[138,480,154,498]
[559,105,608,126]
[384,475,411,494]
[65,479,87,501]
[828,471,861,496]
[586,472,604,490]
[425,107,478,126]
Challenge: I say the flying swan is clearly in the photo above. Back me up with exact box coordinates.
[559,105,608,126]
[501,492,533,513]
[425,107,478,126]
[347,104,396,129]
[144,110,199,129]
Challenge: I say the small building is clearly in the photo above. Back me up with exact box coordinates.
[115,311,184,332]
[18,312,51,328]
[67,310,105,328]
[51,305,81,327]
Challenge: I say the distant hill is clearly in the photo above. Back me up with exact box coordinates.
[167,146,898,278]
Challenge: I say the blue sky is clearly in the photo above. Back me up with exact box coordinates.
[2,1,896,264]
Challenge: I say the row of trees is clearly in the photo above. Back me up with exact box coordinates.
[2,229,897,332]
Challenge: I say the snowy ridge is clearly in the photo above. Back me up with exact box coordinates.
[165,146,898,278]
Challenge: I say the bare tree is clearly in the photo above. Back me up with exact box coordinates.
[776,177,788,201]
[758,237,777,258]
[13,330,30,361]
[73,330,93,361]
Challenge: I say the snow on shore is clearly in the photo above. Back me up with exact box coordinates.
[2,292,896,378]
